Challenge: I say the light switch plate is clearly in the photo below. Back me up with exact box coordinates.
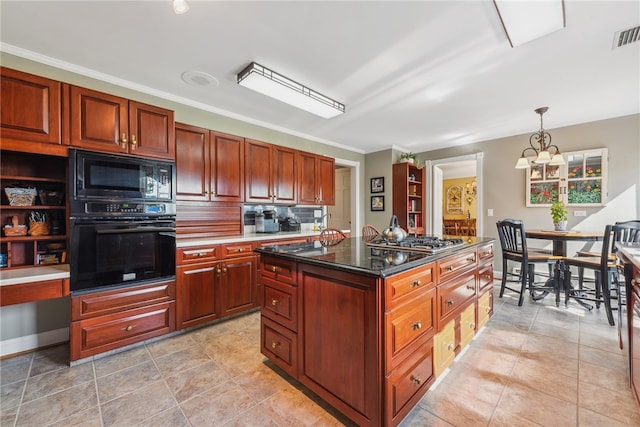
[487,209,494,217]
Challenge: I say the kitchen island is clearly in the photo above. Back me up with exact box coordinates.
[255,236,495,427]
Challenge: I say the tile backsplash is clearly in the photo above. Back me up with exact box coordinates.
[243,205,324,226]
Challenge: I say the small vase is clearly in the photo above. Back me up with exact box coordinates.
[553,221,568,231]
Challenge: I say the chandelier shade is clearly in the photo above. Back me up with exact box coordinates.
[514,107,564,169]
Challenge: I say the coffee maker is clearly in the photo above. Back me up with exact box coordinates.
[256,210,279,233]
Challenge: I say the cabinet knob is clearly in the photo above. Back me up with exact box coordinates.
[216,267,222,274]
[410,375,421,385]
[271,266,279,273]
[271,299,279,306]
[271,341,280,349]
[446,266,454,272]
[484,274,492,280]
[412,279,421,287]
[130,134,137,150]
[119,133,128,148]
[466,257,475,262]
[237,248,243,252]
[222,266,227,274]
[447,343,454,351]
[412,321,422,330]
[122,325,135,332]
[447,299,454,306]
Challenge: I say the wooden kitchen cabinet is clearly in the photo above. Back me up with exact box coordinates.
[245,139,296,204]
[70,280,176,361]
[176,243,256,329]
[0,67,66,154]
[175,123,244,202]
[1,152,68,270]
[296,150,335,205]
[393,162,425,235]
[70,86,175,160]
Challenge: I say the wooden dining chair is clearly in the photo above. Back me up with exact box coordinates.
[562,220,640,325]
[320,227,347,245]
[361,224,380,241]
[496,219,559,306]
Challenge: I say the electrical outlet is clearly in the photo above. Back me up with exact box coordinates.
[314,209,322,218]
[487,209,494,217]
[574,210,587,217]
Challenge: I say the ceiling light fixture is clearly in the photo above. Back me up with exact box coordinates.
[237,62,345,119]
[515,107,565,169]
[493,0,565,47]
[173,0,190,14]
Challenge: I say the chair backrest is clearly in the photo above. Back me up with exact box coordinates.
[320,227,346,244]
[614,220,640,247]
[496,219,530,260]
[361,224,380,241]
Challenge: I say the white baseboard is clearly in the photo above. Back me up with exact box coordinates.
[0,328,69,357]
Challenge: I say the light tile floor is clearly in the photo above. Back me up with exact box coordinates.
[1,283,639,426]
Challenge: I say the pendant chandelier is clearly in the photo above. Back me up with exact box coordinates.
[515,107,565,169]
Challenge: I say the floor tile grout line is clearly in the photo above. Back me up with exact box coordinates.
[10,352,34,427]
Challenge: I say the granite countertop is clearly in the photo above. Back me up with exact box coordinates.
[0,264,70,287]
[255,236,495,278]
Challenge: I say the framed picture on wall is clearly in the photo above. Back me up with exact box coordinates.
[371,196,384,211]
[370,177,384,193]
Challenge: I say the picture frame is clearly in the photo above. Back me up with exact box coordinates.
[370,177,384,193]
[371,196,384,211]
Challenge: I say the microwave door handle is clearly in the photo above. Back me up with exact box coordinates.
[95,226,175,235]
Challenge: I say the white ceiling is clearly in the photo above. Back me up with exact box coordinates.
[1,1,638,154]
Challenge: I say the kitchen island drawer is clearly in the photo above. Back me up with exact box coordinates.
[385,262,435,309]
[477,243,494,262]
[478,289,493,329]
[433,319,456,376]
[477,262,494,293]
[385,340,434,426]
[385,287,435,370]
[260,256,297,284]
[437,249,477,282]
[261,278,298,332]
[459,303,476,348]
[177,245,220,263]
[261,316,298,377]
[70,301,175,360]
[437,270,476,326]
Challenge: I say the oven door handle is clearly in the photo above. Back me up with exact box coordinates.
[95,226,175,235]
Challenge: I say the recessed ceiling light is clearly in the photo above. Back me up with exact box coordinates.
[181,70,219,89]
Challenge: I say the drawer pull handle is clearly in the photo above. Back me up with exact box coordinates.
[447,343,454,351]
[486,306,491,313]
[271,299,279,306]
[412,321,422,330]
[271,341,280,349]
[484,274,492,280]
[447,300,454,306]
[123,325,135,332]
[412,279,421,287]
[410,375,421,385]
[466,257,475,262]
[238,248,244,252]
[467,284,475,290]
[469,322,475,329]
[445,266,454,271]
[271,266,279,273]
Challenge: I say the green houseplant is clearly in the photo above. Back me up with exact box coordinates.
[550,200,568,231]
[400,152,417,164]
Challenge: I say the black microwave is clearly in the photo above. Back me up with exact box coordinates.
[69,149,176,216]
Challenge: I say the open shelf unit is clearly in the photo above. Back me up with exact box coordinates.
[392,162,425,235]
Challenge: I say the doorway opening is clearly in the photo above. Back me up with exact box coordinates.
[327,158,360,235]
[425,153,483,237]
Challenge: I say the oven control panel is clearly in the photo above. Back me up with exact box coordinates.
[82,202,176,215]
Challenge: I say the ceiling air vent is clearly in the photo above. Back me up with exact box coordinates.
[613,25,640,49]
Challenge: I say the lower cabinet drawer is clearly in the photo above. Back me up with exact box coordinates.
[385,341,434,426]
[437,270,476,327]
[70,301,175,361]
[478,290,493,329]
[478,262,494,293]
[460,303,476,349]
[433,319,456,377]
[261,316,298,377]
[261,278,298,332]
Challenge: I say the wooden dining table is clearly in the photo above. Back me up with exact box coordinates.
[525,229,604,308]
[525,229,604,257]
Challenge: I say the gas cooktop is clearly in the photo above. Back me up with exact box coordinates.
[367,235,466,254]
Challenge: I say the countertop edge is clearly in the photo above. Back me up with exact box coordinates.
[0,265,70,287]
[619,245,640,271]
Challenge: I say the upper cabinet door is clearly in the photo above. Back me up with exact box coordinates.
[273,146,297,205]
[297,151,319,204]
[70,86,175,159]
[128,101,175,160]
[70,86,128,154]
[245,139,273,203]
[317,155,335,206]
[175,123,210,201]
[0,67,62,146]
[210,132,244,202]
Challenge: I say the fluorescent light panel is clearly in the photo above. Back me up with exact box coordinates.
[237,62,345,119]
[494,0,565,47]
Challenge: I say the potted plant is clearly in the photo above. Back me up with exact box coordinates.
[550,200,568,231]
[400,152,417,164]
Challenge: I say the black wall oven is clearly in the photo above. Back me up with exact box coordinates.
[69,149,176,294]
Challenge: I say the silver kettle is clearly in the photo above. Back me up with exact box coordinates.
[382,215,408,243]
